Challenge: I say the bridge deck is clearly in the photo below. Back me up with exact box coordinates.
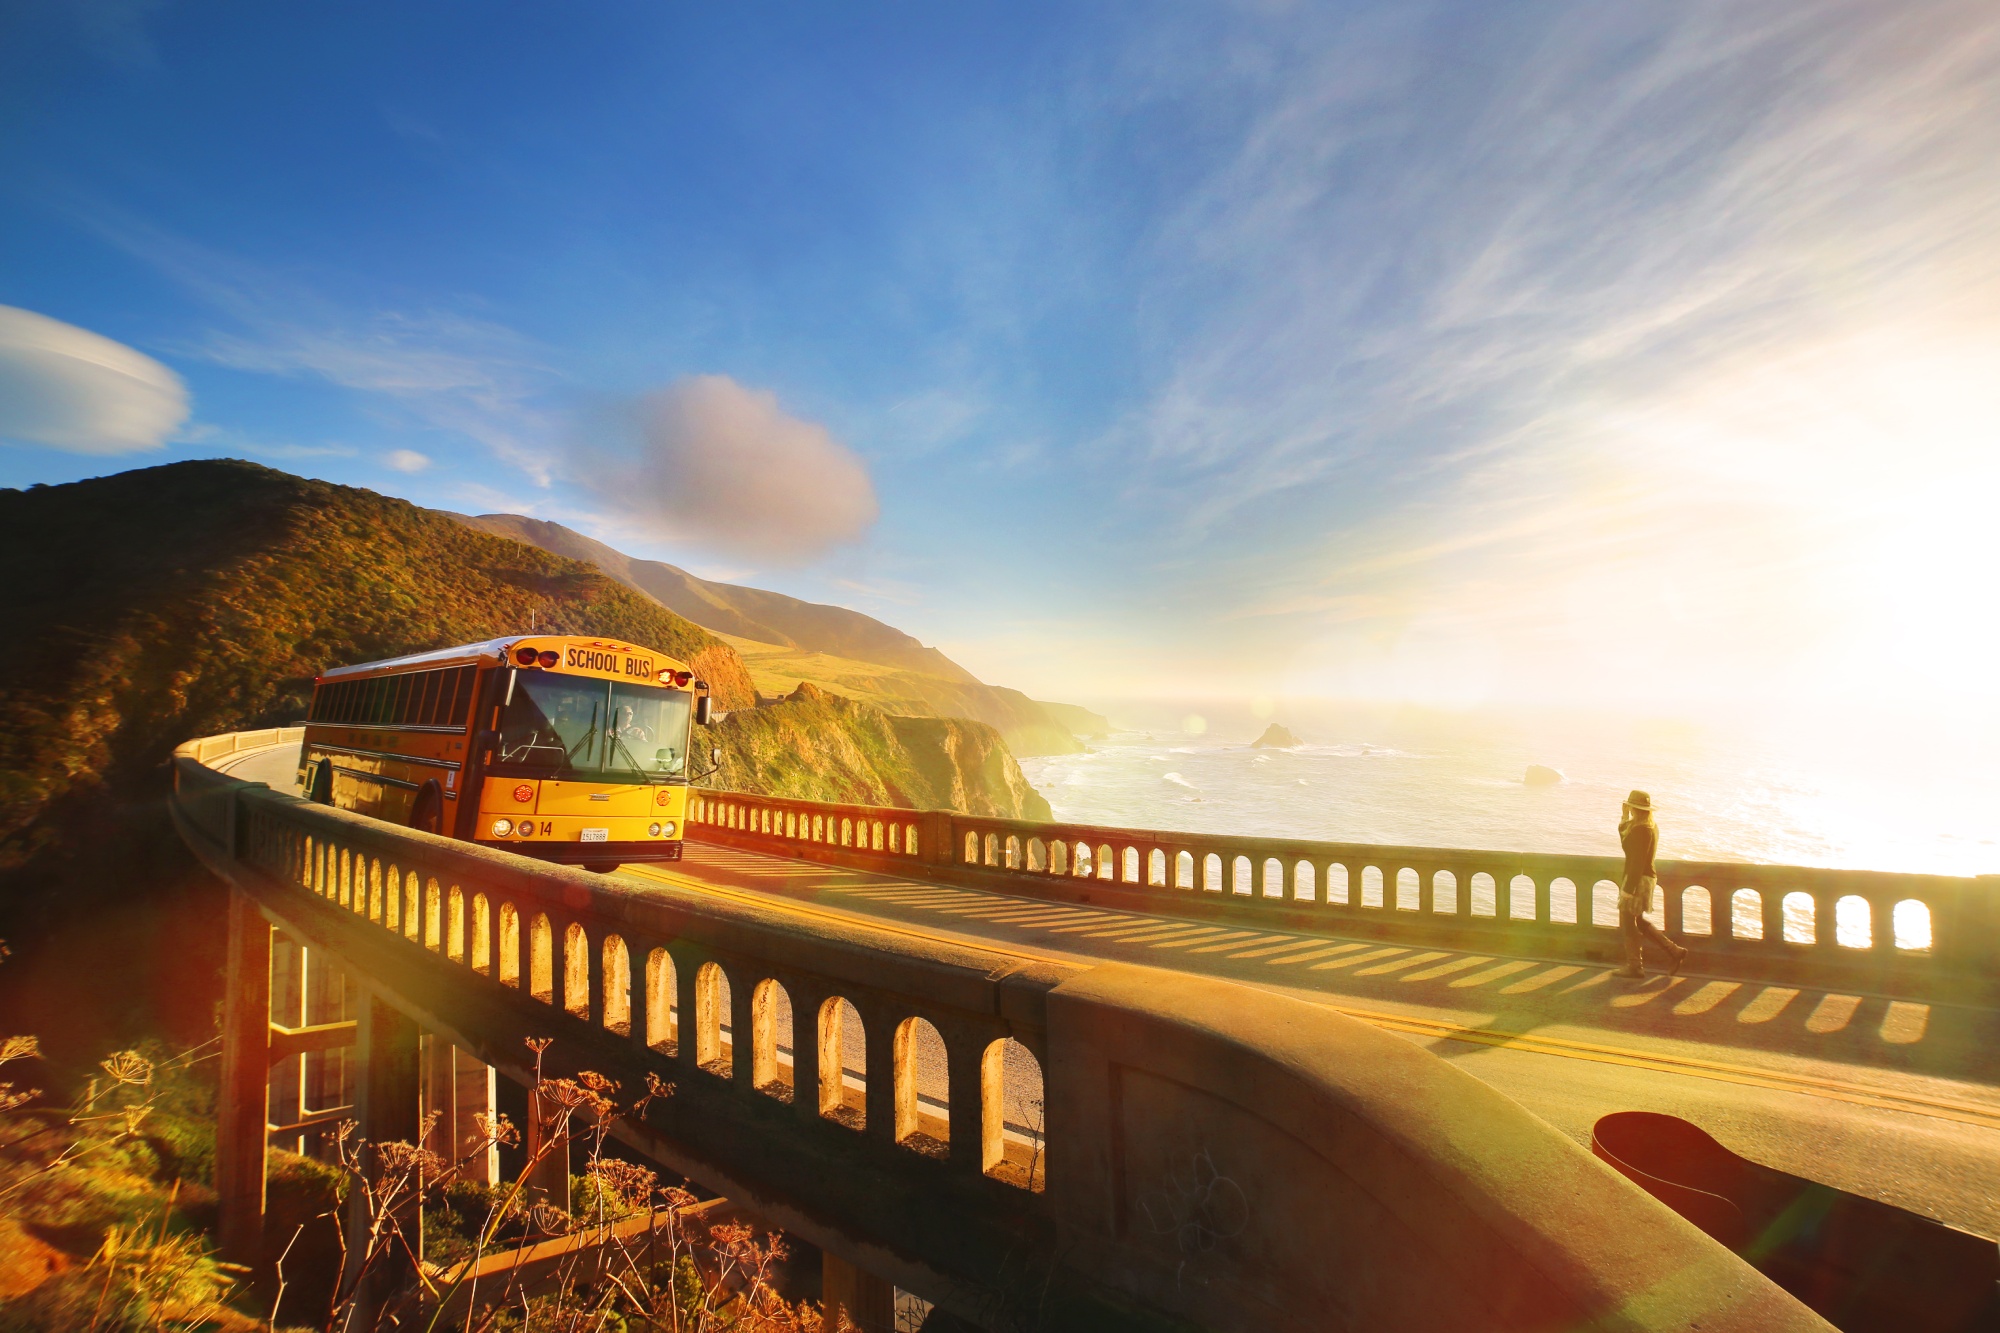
[221,741,2000,1238]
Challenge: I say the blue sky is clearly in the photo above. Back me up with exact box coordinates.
[4,1,1999,716]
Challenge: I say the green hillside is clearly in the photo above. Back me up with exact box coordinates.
[713,683,1050,819]
[719,634,1082,757]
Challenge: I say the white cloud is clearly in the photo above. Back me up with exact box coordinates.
[577,375,879,563]
[0,305,189,454]
[383,448,431,473]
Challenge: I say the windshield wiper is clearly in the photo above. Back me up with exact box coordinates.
[563,704,602,767]
[605,729,676,783]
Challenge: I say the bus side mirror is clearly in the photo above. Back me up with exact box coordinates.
[694,696,713,727]
[711,746,722,767]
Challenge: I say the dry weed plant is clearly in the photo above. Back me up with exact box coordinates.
[0,923,839,1333]
[324,1035,835,1333]
[0,936,246,1331]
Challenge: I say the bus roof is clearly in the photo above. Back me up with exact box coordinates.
[316,635,691,683]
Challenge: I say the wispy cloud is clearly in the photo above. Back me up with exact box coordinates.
[1081,0,2000,707]
[174,421,358,461]
[82,216,564,482]
[1101,1,2000,505]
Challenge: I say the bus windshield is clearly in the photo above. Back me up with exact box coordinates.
[496,672,693,778]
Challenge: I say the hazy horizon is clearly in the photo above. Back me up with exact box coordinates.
[1024,693,2000,878]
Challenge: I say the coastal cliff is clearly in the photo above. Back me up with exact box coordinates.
[711,683,1051,820]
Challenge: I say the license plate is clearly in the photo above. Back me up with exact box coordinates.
[580,828,610,843]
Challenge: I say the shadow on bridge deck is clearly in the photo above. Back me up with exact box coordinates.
[630,841,2000,1239]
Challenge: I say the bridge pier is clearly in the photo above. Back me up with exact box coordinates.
[420,1034,499,1185]
[822,1252,896,1333]
[340,992,421,1323]
[215,887,272,1269]
[524,1078,574,1208]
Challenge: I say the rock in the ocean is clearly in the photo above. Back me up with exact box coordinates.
[1252,723,1300,748]
[1524,764,1563,786]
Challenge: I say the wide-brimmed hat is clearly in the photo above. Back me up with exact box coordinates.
[1624,790,1653,810]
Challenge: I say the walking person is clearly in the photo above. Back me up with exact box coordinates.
[1614,791,1688,980]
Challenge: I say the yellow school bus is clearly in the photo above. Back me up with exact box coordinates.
[299,635,712,871]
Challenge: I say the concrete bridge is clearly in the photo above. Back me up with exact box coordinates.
[175,727,2000,1331]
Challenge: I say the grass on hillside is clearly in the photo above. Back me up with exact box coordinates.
[713,684,1050,820]
[719,634,1081,759]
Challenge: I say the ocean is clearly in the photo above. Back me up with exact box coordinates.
[1016,700,2000,880]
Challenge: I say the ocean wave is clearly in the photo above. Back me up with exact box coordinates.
[1162,772,1198,791]
[1290,743,1419,759]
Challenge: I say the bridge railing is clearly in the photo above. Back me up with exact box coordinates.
[174,732,1820,1332]
[687,789,1998,1002]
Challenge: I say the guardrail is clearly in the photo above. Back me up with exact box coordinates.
[688,790,1998,1003]
[186,725,306,766]
[173,731,1822,1332]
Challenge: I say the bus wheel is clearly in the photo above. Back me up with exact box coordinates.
[409,781,444,836]
[308,758,334,804]
[586,862,619,874]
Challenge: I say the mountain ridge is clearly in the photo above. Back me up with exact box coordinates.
[455,512,1088,756]
[458,514,977,682]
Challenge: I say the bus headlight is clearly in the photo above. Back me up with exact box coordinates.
[491,818,513,837]
[660,820,677,837]
[648,822,662,837]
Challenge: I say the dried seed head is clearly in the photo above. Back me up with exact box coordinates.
[474,1110,520,1147]
[100,1050,154,1087]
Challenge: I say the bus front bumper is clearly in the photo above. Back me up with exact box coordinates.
[475,840,684,865]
